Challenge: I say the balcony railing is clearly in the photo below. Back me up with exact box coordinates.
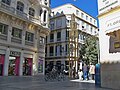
[0,1,15,14]
[25,40,34,46]
[16,9,27,19]
[11,37,22,44]
[0,34,7,41]
[28,15,41,25]
[0,1,42,25]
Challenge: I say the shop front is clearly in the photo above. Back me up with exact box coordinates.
[23,58,33,76]
[8,51,20,76]
[0,54,5,76]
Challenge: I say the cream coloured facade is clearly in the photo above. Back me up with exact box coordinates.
[98,0,120,89]
[45,4,98,72]
[0,0,50,76]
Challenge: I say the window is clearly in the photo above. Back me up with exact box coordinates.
[0,23,8,35]
[25,32,34,42]
[90,26,93,33]
[90,18,92,22]
[50,33,54,42]
[86,15,88,20]
[66,30,69,40]
[49,46,54,56]
[81,13,84,18]
[39,9,43,16]
[40,36,45,44]
[57,32,61,41]
[56,18,62,28]
[50,21,54,30]
[17,1,24,12]
[94,20,96,25]
[29,8,35,17]
[76,10,79,15]
[44,0,48,5]
[65,44,68,54]
[2,0,11,5]
[43,10,47,22]
[55,45,62,56]
[12,27,22,39]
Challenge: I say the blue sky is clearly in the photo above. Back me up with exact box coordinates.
[51,0,98,19]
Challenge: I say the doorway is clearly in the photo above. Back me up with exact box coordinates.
[8,56,20,76]
[23,58,32,75]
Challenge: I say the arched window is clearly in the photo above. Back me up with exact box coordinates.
[17,1,24,12]
[2,0,11,5]
[29,8,35,17]
[43,10,47,22]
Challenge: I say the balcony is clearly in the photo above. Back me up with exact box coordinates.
[11,37,22,44]
[28,15,41,25]
[28,0,39,5]
[0,34,7,41]
[16,9,27,20]
[0,1,41,25]
[0,1,15,14]
[25,40,34,46]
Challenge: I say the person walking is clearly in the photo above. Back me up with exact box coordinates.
[89,64,95,80]
[78,69,83,81]
[83,63,88,80]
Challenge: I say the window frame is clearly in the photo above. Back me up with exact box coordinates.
[25,31,34,42]
[0,23,8,35]
[12,27,22,39]
[17,1,24,12]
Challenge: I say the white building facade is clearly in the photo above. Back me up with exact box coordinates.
[97,0,120,89]
[45,4,98,72]
[0,0,50,76]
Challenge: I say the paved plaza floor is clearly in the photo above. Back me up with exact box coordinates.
[0,76,113,90]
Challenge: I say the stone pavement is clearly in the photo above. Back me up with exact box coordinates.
[0,76,113,90]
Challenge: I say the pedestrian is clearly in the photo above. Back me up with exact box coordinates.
[78,69,83,80]
[89,64,95,80]
[83,63,88,80]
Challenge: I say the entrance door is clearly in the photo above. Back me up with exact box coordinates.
[8,56,20,76]
[0,54,5,76]
[23,58,32,75]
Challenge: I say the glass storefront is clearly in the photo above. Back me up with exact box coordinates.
[0,54,5,76]
[8,56,20,76]
[23,58,32,75]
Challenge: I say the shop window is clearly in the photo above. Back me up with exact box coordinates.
[0,23,8,35]
[8,56,20,76]
[17,1,24,12]
[23,58,32,75]
[25,31,34,42]
[2,0,11,5]
[29,7,35,17]
[12,27,22,39]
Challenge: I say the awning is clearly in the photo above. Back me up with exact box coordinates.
[106,29,120,40]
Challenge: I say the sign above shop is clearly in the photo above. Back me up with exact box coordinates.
[10,51,21,56]
[105,16,120,33]
[98,0,120,14]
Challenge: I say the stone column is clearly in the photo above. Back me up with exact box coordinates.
[19,50,23,76]
[7,25,12,43]
[4,48,10,76]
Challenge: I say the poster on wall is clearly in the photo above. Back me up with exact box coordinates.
[38,58,43,73]
[98,0,120,14]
